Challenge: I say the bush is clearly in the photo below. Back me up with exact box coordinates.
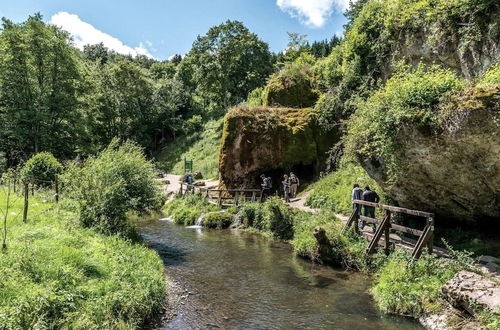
[66,139,163,235]
[202,212,234,229]
[238,198,294,240]
[163,194,218,225]
[20,152,63,187]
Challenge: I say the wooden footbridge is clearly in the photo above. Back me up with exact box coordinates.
[343,200,446,259]
[179,183,262,207]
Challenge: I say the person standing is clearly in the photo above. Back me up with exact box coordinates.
[282,174,290,203]
[352,183,363,216]
[362,185,380,232]
[289,172,300,198]
[260,174,272,202]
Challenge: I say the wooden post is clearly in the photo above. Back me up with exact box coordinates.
[427,217,434,254]
[366,213,389,254]
[23,182,29,223]
[251,191,256,202]
[218,190,222,206]
[55,175,59,203]
[343,205,360,234]
[179,183,183,195]
[384,210,391,255]
[234,191,239,206]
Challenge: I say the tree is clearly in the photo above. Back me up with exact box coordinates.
[182,20,273,110]
[0,15,83,164]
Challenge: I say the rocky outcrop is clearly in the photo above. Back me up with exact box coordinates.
[442,271,500,315]
[392,4,500,80]
[219,106,336,189]
[360,86,500,223]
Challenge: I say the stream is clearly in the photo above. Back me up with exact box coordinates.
[138,217,422,329]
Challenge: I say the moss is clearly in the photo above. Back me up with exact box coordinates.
[202,212,234,229]
[219,106,337,187]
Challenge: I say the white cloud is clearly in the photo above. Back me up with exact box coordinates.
[277,0,352,28]
[49,12,154,58]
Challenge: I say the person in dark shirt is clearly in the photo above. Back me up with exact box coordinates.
[362,185,380,232]
[351,183,363,216]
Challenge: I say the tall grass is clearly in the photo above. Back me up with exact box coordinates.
[0,189,166,329]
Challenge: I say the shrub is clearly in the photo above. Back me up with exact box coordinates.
[66,139,163,235]
[238,198,294,240]
[20,152,63,186]
[202,212,234,229]
[163,194,219,225]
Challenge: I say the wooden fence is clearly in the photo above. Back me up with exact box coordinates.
[343,200,435,259]
[179,183,262,207]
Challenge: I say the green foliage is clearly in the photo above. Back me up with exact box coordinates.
[237,198,294,240]
[202,212,234,229]
[20,152,63,186]
[372,250,462,316]
[180,20,273,110]
[163,194,218,225]
[246,87,264,106]
[345,66,464,179]
[306,162,384,214]
[478,63,500,87]
[65,140,163,235]
[0,191,165,328]
[263,53,319,108]
[157,119,222,179]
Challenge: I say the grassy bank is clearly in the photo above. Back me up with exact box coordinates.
[0,190,166,329]
[157,119,222,179]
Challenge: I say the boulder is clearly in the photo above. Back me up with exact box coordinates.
[359,86,500,223]
[219,106,336,189]
[478,255,499,265]
[193,171,203,180]
[313,226,334,264]
[441,271,500,315]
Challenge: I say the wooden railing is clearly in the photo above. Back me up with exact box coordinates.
[179,183,262,206]
[343,200,434,259]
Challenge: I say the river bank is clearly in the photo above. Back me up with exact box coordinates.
[161,194,499,329]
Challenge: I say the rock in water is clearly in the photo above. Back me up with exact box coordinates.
[441,271,500,315]
[313,226,333,264]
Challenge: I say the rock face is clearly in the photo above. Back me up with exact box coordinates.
[392,5,500,80]
[219,106,336,189]
[442,271,500,315]
[360,87,500,223]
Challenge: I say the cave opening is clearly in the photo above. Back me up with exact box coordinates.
[253,162,317,196]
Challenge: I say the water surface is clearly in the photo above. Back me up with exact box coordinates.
[138,218,422,329]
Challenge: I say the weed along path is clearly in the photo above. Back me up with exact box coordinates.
[137,217,422,329]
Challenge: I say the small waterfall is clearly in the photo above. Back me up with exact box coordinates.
[195,213,205,226]
[186,213,206,229]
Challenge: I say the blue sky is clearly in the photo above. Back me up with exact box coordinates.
[0,0,350,60]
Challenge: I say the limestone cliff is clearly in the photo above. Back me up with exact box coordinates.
[359,86,500,224]
[219,106,335,189]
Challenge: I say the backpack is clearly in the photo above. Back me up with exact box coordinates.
[290,176,298,184]
[266,177,272,189]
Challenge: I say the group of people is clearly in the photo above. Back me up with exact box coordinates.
[352,183,380,233]
[259,172,300,202]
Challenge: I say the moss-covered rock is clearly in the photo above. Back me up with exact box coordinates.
[202,212,234,229]
[219,106,337,189]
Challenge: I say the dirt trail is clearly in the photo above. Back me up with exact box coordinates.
[158,174,219,196]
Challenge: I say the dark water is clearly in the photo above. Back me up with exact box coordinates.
[138,218,422,330]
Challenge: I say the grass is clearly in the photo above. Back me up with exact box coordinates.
[202,212,234,229]
[156,119,222,179]
[305,162,385,215]
[0,188,166,329]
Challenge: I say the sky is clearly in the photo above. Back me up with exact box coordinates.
[0,0,351,60]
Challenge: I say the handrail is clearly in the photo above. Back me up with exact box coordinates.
[345,200,435,259]
[353,200,434,218]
